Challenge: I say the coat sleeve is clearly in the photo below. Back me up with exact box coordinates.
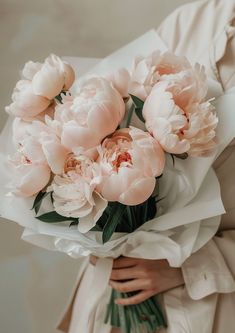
[181,234,235,300]
[156,0,235,300]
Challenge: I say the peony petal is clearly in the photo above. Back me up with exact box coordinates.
[21,137,47,164]
[13,164,51,197]
[22,61,42,80]
[101,167,141,202]
[6,83,50,118]
[32,64,64,99]
[61,123,101,150]
[42,140,68,174]
[160,134,190,154]
[78,192,107,233]
[119,177,156,206]
[106,68,131,98]
[63,63,75,90]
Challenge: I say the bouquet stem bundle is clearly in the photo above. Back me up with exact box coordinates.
[105,289,167,333]
[3,38,223,333]
[101,195,167,332]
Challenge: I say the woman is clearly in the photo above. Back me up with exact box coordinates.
[58,0,235,332]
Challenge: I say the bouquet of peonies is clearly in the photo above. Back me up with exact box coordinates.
[1,31,234,333]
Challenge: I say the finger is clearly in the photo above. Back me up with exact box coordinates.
[110,267,143,280]
[112,256,138,269]
[109,279,149,293]
[115,290,156,306]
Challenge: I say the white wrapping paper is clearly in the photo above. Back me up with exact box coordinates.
[1,30,234,270]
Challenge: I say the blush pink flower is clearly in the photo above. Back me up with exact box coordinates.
[12,118,69,175]
[50,154,107,233]
[53,77,125,151]
[129,51,195,101]
[5,80,50,119]
[143,82,218,156]
[97,127,165,206]
[29,54,75,99]
[6,55,75,120]
[9,135,51,197]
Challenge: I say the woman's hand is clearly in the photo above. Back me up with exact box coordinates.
[109,256,184,306]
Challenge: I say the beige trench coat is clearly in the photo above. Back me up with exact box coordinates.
[58,1,235,332]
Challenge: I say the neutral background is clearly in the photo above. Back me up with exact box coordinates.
[0,1,197,332]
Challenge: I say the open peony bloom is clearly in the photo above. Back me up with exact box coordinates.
[9,135,51,197]
[6,55,75,120]
[53,77,125,151]
[50,154,107,233]
[9,117,71,197]
[143,82,218,156]
[5,80,50,119]
[28,54,75,100]
[129,51,195,101]
[12,118,69,176]
[97,127,165,206]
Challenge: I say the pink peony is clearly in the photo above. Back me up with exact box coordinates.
[129,51,196,101]
[30,54,75,99]
[9,135,51,197]
[50,154,107,233]
[5,80,50,119]
[53,77,125,151]
[143,82,218,156]
[6,55,75,120]
[12,118,69,175]
[97,127,165,206]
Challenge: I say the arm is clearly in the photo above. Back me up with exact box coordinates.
[108,0,235,305]
[181,235,235,300]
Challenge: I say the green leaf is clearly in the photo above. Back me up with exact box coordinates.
[146,195,157,220]
[143,200,148,223]
[69,220,79,227]
[130,94,145,123]
[125,207,134,232]
[90,224,103,232]
[126,206,137,230]
[54,94,63,104]
[94,207,109,230]
[36,211,77,223]
[102,203,126,243]
[50,191,54,204]
[135,107,145,123]
[130,94,144,108]
[173,152,188,160]
[32,191,51,215]
[54,91,68,104]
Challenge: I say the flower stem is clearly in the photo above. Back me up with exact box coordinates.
[125,103,135,128]
[105,288,167,333]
